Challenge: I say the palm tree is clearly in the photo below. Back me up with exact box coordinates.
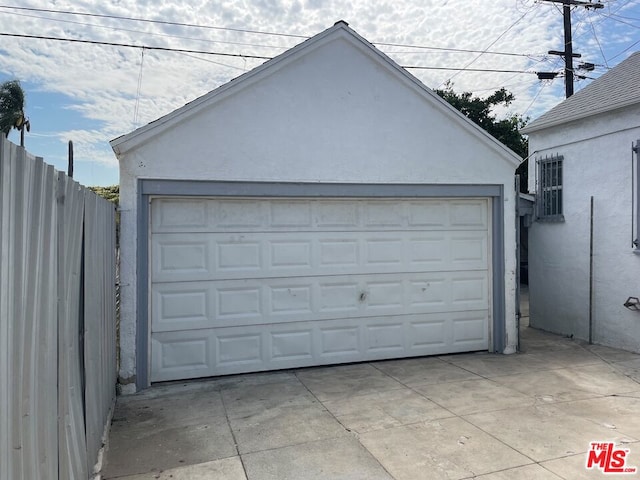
[0,80,30,147]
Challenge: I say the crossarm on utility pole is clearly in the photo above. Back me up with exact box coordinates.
[539,0,603,7]
[539,0,604,98]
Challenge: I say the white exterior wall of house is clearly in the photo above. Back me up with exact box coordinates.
[115,27,520,392]
[527,104,640,352]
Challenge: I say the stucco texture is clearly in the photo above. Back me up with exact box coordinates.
[114,25,520,391]
[527,104,640,353]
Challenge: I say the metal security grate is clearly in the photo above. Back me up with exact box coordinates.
[538,154,564,221]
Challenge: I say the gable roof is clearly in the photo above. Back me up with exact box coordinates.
[521,51,640,134]
[110,21,521,165]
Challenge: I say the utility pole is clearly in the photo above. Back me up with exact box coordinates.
[539,0,603,98]
[562,2,575,97]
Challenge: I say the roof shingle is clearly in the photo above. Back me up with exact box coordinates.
[521,51,640,134]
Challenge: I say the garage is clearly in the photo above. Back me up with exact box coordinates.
[150,197,490,381]
[111,22,519,392]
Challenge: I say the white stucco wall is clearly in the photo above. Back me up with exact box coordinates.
[115,29,520,391]
[527,105,640,352]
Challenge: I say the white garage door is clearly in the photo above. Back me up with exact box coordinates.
[149,197,490,382]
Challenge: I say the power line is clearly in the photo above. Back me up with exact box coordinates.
[375,42,546,59]
[133,48,145,127]
[603,0,638,16]
[573,0,639,37]
[33,11,258,73]
[596,10,640,27]
[599,0,640,62]
[0,32,273,59]
[607,12,640,21]
[607,36,640,61]
[2,10,293,51]
[471,74,532,92]
[0,4,309,39]
[403,65,537,74]
[0,31,548,75]
[587,13,609,67]
[174,52,248,71]
[0,3,553,60]
[522,80,549,117]
[538,0,604,98]
[439,2,537,87]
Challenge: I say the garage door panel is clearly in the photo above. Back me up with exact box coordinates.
[150,197,491,382]
[217,287,262,320]
[320,326,361,357]
[316,201,359,227]
[217,241,262,271]
[452,312,490,346]
[450,200,489,228]
[365,323,404,353]
[271,285,313,314]
[152,230,488,282]
[409,311,489,351]
[365,239,403,265]
[216,200,265,228]
[152,272,489,332]
[409,319,447,349]
[409,237,447,265]
[451,275,489,307]
[152,286,210,332]
[364,202,405,227]
[271,330,314,361]
[150,311,490,381]
[450,233,488,265]
[366,281,403,308]
[319,239,359,267]
[151,198,489,234]
[269,201,313,227]
[153,199,209,231]
[409,279,447,308]
[318,281,360,313]
[151,331,215,382]
[270,240,312,269]
[407,201,448,227]
[156,240,209,277]
[217,333,263,367]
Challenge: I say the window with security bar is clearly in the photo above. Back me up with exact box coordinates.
[537,154,564,221]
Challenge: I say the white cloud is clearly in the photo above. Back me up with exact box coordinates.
[1,0,638,185]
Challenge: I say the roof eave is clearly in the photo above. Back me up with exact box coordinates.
[521,97,640,135]
[337,26,523,166]
[110,20,523,167]
[109,21,352,157]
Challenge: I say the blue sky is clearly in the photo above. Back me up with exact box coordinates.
[1,0,639,187]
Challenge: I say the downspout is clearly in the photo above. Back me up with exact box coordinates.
[589,196,594,344]
[515,175,521,352]
[631,139,640,249]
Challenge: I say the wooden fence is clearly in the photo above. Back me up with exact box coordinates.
[0,136,117,479]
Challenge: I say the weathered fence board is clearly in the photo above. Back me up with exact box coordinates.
[0,135,117,480]
[83,190,118,473]
[58,174,88,480]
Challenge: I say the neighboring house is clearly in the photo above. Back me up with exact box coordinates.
[522,51,640,353]
[110,21,522,392]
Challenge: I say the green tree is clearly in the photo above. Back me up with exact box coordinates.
[89,185,119,205]
[0,80,30,147]
[435,84,529,191]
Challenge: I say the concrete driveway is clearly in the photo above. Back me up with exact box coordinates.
[102,327,640,480]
